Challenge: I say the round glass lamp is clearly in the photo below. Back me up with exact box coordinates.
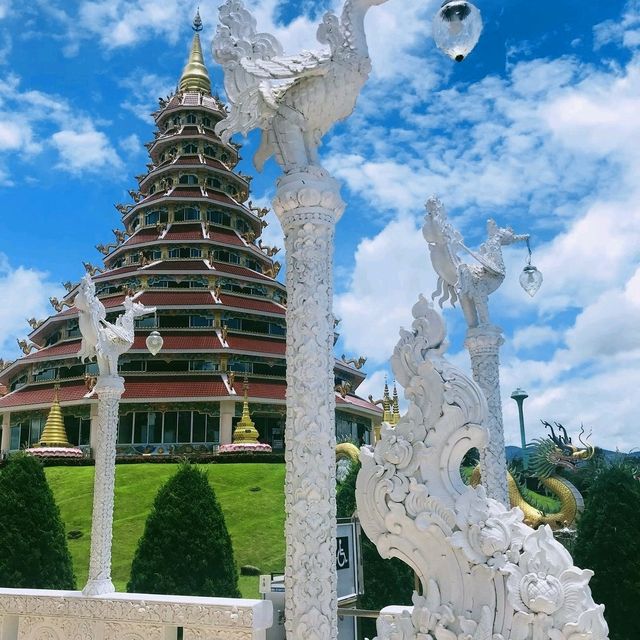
[520,265,543,297]
[433,0,483,62]
[146,330,164,356]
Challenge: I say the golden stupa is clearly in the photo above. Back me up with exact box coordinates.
[232,378,261,444]
[178,10,212,95]
[27,387,83,458]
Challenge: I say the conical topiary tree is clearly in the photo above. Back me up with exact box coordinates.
[127,462,241,597]
[573,462,640,640]
[0,453,75,589]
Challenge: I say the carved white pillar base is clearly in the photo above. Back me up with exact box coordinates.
[273,167,344,640]
[83,375,125,597]
[1,412,11,455]
[464,325,509,506]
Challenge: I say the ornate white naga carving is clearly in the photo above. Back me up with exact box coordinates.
[76,275,155,596]
[356,296,609,640]
[422,197,528,505]
[213,2,388,638]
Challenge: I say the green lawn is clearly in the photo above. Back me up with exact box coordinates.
[45,463,286,598]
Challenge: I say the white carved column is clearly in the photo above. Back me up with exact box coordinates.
[465,325,509,506]
[272,168,345,640]
[89,402,99,452]
[1,412,11,455]
[83,375,124,596]
[219,399,236,445]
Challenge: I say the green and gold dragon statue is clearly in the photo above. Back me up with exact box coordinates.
[472,421,594,529]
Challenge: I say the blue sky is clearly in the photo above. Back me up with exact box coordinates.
[1,0,639,449]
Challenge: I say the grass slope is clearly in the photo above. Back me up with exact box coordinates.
[45,464,285,598]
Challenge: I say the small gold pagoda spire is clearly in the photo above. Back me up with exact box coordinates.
[390,381,400,426]
[178,9,212,95]
[382,377,393,424]
[232,375,261,444]
[38,386,71,448]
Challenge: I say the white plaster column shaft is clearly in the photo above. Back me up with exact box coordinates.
[1,412,11,455]
[465,325,509,506]
[89,402,99,452]
[83,375,124,596]
[273,168,345,640]
[219,399,236,445]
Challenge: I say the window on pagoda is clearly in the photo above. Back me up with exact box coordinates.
[58,364,85,379]
[204,145,217,158]
[159,314,190,328]
[168,247,202,259]
[202,116,212,128]
[9,416,43,450]
[45,331,61,347]
[9,374,26,392]
[172,116,181,125]
[253,362,286,377]
[135,315,157,329]
[144,209,168,225]
[149,185,156,195]
[130,217,140,231]
[64,416,90,446]
[120,360,146,372]
[235,218,250,233]
[206,177,222,189]
[117,414,134,444]
[213,249,240,264]
[183,142,198,154]
[186,113,197,124]
[245,259,262,272]
[220,152,230,163]
[207,208,231,226]
[147,360,189,373]
[179,174,199,185]
[190,315,214,328]
[174,206,200,221]
[189,360,218,371]
[67,320,81,338]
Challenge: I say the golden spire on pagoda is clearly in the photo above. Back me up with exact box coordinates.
[390,381,400,426]
[382,377,393,424]
[37,386,71,448]
[232,375,261,444]
[178,9,212,95]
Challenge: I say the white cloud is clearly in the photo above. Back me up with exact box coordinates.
[335,216,438,364]
[512,325,561,352]
[51,129,123,174]
[594,0,640,50]
[119,72,175,123]
[119,133,142,157]
[0,254,63,361]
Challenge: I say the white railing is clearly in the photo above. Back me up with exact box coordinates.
[0,588,272,640]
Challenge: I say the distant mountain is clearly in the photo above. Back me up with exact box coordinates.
[505,445,640,462]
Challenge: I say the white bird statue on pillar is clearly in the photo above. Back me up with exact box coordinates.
[213,0,390,174]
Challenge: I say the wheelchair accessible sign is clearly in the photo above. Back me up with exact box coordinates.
[336,520,360,603]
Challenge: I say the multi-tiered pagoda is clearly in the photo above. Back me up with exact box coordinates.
[0,14,380,458]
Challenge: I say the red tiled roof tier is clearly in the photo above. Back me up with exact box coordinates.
[207,229,244,247]
[130,333,222,351]
[0,381,90,408]
[93,266,140,280]
[227,335,285,355]
[122,229,161,246]
[164,224,205,241]
[336,394,383,413]
[24,340,81,360]
[144,260,211,271]
[239,380,286,401]
[59,295,126,317]
[169,187,204,198]
[210,262,270,280]
[138,291,215,306]
[219,294,285,315]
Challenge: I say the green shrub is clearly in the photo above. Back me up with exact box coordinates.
[127,462,241,597]
[573,462,640,640]
[0,453,75,589]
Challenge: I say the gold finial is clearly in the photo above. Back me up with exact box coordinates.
[37,386,71,448]
[178,10,212,95]
[232,374,261,444]
[391,381,400,426]
[382,376,393,423]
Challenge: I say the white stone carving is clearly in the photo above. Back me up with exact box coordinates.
[0,589,272,640]
[76,275,155,596]
[213,1,389,637]
[422,197,528,505]
[356,296,609,640]
[76,275,154,377]
[213,0,390,174]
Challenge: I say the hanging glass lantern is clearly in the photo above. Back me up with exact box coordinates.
[146,330,164,356]
[520,238,543,297]
[432,0,483,62]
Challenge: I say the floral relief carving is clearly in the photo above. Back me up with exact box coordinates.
[355,297,609,640]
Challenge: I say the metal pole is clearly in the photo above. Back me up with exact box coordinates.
[511,388,529,471]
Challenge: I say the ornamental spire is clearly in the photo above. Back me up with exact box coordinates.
[38,386,71,448]
[178,9,212,95]
[382,376,393,423]
[232,374,261,444]
[391,380,400,426]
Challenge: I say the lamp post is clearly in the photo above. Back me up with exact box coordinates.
[212,1,482,637]
[75,275,161,596]
[511,387,529,471]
